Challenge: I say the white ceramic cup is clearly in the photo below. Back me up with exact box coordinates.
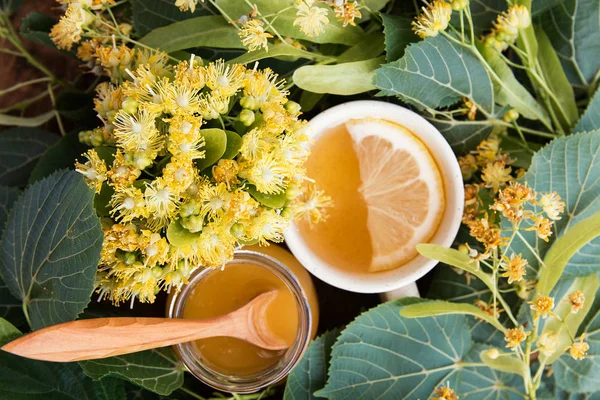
[284,100,464,293]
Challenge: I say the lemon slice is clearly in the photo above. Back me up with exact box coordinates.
[345,118,445,272]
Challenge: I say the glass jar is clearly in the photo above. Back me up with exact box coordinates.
[167,249,314,393]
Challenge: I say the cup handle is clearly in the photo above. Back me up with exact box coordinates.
[379,282,420,302]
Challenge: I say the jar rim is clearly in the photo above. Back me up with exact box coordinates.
[167,249,313,393]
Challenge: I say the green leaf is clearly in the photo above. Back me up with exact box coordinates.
[283,329,341,400]
[336,32,385,63]
[94,182,115,218]
[380,14,416,62]
[532,0,568,15]
[538,275,599,364]
[0,319,125,400]
[534,26,579,132]
[28,132,88,183]
[56,92,97,124]
[417,244,495,290]
[131,0,212,37]
[0,185,19,231]
[375,36,494,113]
[505,131,600,277]
[299,91,324,113]
[227,43,332,65]
[215,0,364,45]
[427,117,494,154]
[480,349,528,377]
[475,41,551,124]
[166,219,202,246]
[0,187,24,325]
[0,110,55,127]
[554,286,600,393]
[79,348,185,396]
[293,57,382,95]
[247,185,286,209]
[19,12,56,48]
[0,317,21,346]
[0,170,103,330]
[536,211,600,297]
[542,0,600,90]
[0,127,59,186]
[222,130,242,159]
[316,298,526,399]
[195,128,227,171]
[139,16,245,54]
[427,266,502,346]
[574,87,600,133]
[401,300,507,332]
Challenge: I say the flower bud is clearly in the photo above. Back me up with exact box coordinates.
[90,131,104,147]
[106,110,118,124]
[239,109,255,126]
[284,101,301,115]
[132,153,153,170]
[458,244,469,255]
[124,252,137,265]
[179,201,197,218]
[451,0,469,11]
[230,223,245,239]
[181,215,203,233]
[152,266,164,279]
[240,96,259,110]
[486,348,500,359]
[503,109,520,123]
[121,97,138,114]
[285,184,302,200]
[280,207,294,219]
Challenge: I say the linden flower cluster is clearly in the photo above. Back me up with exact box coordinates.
[483,5,531,52]
[50,0,117,50]
[293,0,361,38]
[75,58,331,306]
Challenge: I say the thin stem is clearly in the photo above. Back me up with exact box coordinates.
[515,231,547,269]
[494,120,556,138]
[208,0,240,29]
[0,77,52,96]
[465,6,475,45]
[493,248,499,319]
[48,84,66,136]
[511,122,529,149]
[0,85,56,113]
[460,10,465,43]
[0,47,24,57]
[179,387,206,400]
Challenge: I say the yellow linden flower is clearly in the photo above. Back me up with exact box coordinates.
[197,182,231,220]
[481,161,512,192]
[537,330,559,356]
[331,1,362,27]
[239,19,273,52]
[109,186,148,223]
[50,3,87,50]
[568,290,585,313]
[242,68,288,109]
[204,60,246,97]
[174,59,206,90]
[95,43,134,70]
[500,253,527,284]
[144,178,181,230]
[162,158,197,193]
[412,0,452,38]
[474,299,503,318]
[139,230,170,266]
[567,335,589,360]
[294,0,330,38]
[196,222,237,267]
[135,49,170,75]
[75,150,107,193]
[212,159,240,189]
[526,215,554,242]
[243,152,293,194]
[175,0,201,13]
[490,182,535,224]
[239,128,268,159]
[167,130,205,161]
[160,82,203,116]
[197,92,230,120]
[107,150,141,188]
[433,384,459,400]
[113,108,161,153]
[504,326,530,350]
[94,82,124,119]
[538,191,565,221]
[290,181,333,226]
[529,295,555,320]
[248,209,289,246]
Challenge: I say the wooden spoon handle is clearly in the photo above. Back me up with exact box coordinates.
[1,316,236,362]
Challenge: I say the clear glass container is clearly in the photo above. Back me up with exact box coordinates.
[167,250,313,393]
